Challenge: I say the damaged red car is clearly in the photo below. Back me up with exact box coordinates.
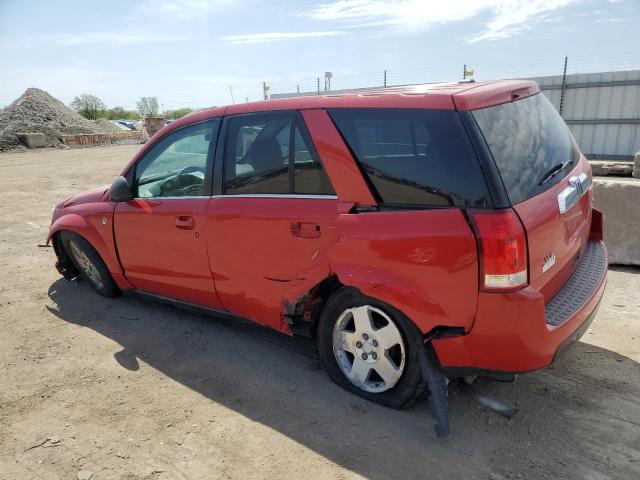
[48,80,607,436]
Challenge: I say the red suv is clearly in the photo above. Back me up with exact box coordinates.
[48,80,607,419]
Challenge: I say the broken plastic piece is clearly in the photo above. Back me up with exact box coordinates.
[420,343,450,438]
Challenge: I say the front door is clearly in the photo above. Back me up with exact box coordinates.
[205,111,338,330]
[114,119,223,308]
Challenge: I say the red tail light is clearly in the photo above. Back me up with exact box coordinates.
[470,209,528,291]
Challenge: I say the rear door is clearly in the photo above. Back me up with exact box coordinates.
[205,111,338,331]
[114,119,223,307]
[472,93,592,301]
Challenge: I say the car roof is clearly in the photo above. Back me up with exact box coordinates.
[122,79,540,177]
[161,79,539,135]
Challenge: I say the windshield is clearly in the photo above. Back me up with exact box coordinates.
[472,93,581,205]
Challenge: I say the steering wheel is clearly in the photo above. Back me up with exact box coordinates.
[160,166,205,195]
[173,165,205,188]
[176,165,204,182]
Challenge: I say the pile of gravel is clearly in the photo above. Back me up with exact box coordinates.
[0,88,100,151]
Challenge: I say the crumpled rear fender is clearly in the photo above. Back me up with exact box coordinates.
[331,263,449,334]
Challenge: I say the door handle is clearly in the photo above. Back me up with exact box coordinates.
[175,215,195,229]
[291,222,321,238]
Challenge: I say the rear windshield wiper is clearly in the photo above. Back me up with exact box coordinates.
[538,160,570,186]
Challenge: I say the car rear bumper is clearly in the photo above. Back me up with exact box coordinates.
[432,240,608,375]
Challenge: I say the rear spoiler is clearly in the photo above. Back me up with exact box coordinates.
[453,80,540,111]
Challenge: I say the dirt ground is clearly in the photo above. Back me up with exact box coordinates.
[0,145,639,480]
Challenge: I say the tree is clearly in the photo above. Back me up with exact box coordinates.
[70,94,106,120]
[136,96,159,117]
[106,107,140,120]
[106,106,126,120]
[168,108,193,120]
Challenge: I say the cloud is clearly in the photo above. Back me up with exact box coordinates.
[3,32,191,49]
[126,0,237,20]
[306,0,578,42]
[220,31,346,44]
[145,0,235,12]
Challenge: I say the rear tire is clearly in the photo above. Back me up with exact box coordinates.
[317,287,426,409]
[59,231,119,298]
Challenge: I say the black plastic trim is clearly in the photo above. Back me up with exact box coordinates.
[124,289,247,324]
[458,111,511,209]
[545,241,607,326]
[212,117,228,196]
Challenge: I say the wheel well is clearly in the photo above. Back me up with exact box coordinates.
[52,230,81,279]
[286,274,344,338]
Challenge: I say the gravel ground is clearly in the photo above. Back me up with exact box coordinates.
[0,145,639,480]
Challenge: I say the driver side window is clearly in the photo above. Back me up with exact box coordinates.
[135,120,219,198]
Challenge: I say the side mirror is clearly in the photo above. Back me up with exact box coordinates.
[109,176,133,202]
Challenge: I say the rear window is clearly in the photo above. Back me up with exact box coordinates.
[472,93,581,205]
[329,108,490,208]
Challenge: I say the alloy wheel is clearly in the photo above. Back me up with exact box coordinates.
[68,240,104,289]
[332,305,406,393]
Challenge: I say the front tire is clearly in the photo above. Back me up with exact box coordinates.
[317,287,426,409]
[59,231,119,298]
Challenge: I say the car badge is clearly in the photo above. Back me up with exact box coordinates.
[542,252,556,273]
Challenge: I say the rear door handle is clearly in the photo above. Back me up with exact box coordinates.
[291,222,321,238]
[175,215,195,229]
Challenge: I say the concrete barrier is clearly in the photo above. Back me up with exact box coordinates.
[589,160,633,177]
[110,130,143,145]
[15,133,46,148]
[593,177,640,266]
[63,134,111,148]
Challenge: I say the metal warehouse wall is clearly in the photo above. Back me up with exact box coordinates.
[531,70,640,159]
[271,69,640,160]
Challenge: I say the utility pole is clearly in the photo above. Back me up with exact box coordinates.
[317,77,320,95]
[228,85,235,104]
[384,69,387,87]
[463,64,466,80]
[559,56,568,116]
[262,82,270,101]
[297,85,300,94]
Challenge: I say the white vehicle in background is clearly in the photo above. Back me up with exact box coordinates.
[116,120,137,130]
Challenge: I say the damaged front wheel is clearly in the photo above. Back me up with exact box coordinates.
[59,231,119,298]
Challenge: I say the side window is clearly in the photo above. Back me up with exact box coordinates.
[223,112,335,196]
[224,112,290,195]
[135,120,219,198]
[328,109,489,207]
[292,119,335,195]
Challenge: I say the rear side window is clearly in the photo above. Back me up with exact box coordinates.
[329,109,490,207]
[472,93,581,205]
[224,112,334,195]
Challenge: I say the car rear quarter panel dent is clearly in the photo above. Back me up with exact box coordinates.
[326,209,480,333]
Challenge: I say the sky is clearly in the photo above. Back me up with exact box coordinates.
[0,0,638,111]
